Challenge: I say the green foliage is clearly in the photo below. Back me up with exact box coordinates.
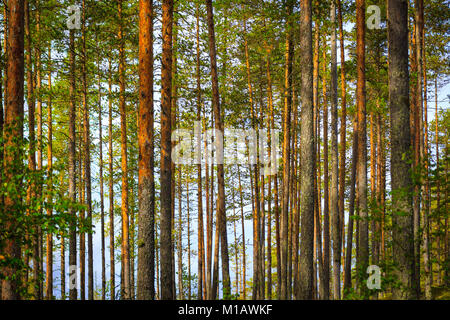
[0,131,86,299]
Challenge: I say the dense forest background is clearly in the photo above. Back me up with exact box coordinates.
[0,0,449,300]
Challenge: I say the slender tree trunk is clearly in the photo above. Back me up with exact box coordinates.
[177,169,183,299]
[242,16,262,300]
[388,0,415,299]
[412,0,423,297]
[96,45,105,301]
[280,0,293,300]
[24,0,36,298]
[322,33,330,300]
[265,45,274,299]
[35,2,44,299]
[194,4,205,301]
[160,0,174,300]
[108,58,115,301]
[206,0,230,298]
[330,0,340,300]
[187,181,192,299]
[356,0,369,297]
[171,11,178,299]
[79,123,85,301]
[205,114,212,299]
[344,119,358,294]
[297,0,314,300]
[45,45,53,300]
[80,0,93,300]
[421,9,431,299]
[237,166,247,299]
[434,78,440,287]
[68,18,77,302]
[0,10,4,300]
[211,159,219,300]
[337,0,348,288]
[118,0,131,300]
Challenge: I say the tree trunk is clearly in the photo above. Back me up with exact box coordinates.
[96,44,105,301]
[68,19,77,302]
[330,0,340,300]
[160,0,174,300]
[46,45,53,300]
[205,0,231,298]
[25,0,36,298]
[1,0,25,300]
[80,0,93,300]
[388,0,415,299]
[108,58,115,300]
[242,16,262,300]
[117,0,131,300]
[337,0,348,290]
[344,119,358,294]
[322,32,330,301]
[297,0,314,300]
[280,0,293,300]
[177,169,183,299]
[137,0,155,300]
[194,4,205,300]
[237,166,247,299]
[356,0,369,297]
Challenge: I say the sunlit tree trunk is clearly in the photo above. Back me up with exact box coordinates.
[322,33,330,300]
[1,0,25,301]
[24,0,35,296]
[206,0,230,298]
[194,4,205,300]
[137,0,155,300]
[96,45,105,301]
[108,58,115,301]
[117,0,131,300]
[356,0,369,297]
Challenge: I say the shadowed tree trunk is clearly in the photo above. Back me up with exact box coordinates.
[388,0,415,300]
[68,11,77,301]
[337,0,348,290]
[344,118,358,294]
[46,45,53,300]
[160,0,174,300]
[280,0,293,300]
